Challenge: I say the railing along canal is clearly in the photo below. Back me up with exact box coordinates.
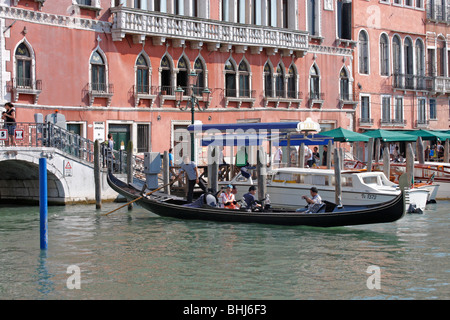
[0,122,144,177]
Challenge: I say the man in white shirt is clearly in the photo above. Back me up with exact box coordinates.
[302,187,322,213]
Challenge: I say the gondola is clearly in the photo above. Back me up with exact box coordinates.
[107,172,406,228]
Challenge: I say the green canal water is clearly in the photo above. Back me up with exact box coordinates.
[0,201,449,300]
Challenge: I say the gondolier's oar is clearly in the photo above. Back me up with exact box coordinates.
[103,174,181,216]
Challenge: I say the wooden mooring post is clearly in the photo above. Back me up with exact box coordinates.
[333,148,342,207]
[127,141,134,210]
[163,151,170,195]
[208,146,219,194]
[94,140,101,209]
[383,146,390,180]
[257,147,267,203]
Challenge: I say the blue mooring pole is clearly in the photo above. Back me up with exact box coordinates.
[39,158,48,250]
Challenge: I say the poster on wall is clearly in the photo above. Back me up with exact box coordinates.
[93,122,105,143]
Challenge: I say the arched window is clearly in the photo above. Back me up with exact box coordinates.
[340,67,349,100]
[264,62,273,98]
[238,60,250,97]
[415,39,426,89]
[177,56,189,93]
[275,63,285,97]
[193,57,205,95]
[380,34,389,76]
[404,37,413,75]
[287,64,297,98]
[437,36,446,77]
[90,50,106,92]
[160,55,172,95]
[136,54,149,94]
[310,64,320,99]
[392,35,402,75]
[358,30,369,74]
[225,59,236,97]
[415,39,425,76]
[404,37,414,89]
[15,43,32,88]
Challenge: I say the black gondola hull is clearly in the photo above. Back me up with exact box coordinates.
[107,173,406,228]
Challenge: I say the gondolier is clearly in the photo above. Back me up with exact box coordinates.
[179,155,206,203]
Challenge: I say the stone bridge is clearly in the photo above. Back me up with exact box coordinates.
[0,147,121,205]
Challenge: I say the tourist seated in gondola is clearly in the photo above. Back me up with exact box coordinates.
[220,184,239,209]
[184,188,219,208]
[242,186,262,211]
[297,187,323,213]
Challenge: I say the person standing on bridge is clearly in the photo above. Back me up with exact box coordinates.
[107,133,115,171]
[4,102,16,147]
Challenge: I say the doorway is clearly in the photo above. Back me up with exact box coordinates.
[109,124,131,151]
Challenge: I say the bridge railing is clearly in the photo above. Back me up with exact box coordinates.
[1,122,144,176]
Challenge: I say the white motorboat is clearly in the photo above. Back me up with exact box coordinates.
[390,162,448,200]
[220,167,429,213]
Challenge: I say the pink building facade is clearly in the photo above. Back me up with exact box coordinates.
[2,0,447,161]
[353,0,450,133]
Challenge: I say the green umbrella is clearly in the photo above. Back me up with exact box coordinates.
[363,129,417,142]
[320,127,369,142]
[404,129,450,141]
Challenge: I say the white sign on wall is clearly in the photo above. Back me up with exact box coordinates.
[93,122,105,143]
[64,160,73,177]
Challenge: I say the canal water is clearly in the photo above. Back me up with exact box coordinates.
[0,200,448,300]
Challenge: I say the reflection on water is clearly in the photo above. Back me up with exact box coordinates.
[0,201,449,300]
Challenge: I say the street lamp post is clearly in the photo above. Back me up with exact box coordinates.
[175,71,211,161]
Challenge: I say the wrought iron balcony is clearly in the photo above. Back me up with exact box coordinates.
[222,89,256,108]
[8,77,42,104]
[263,91,303,108]
[359,118,374,126]
[308,92,325,108]
[415,119,430,128]
[339,92,358,108]
[110,7,308,55]
[133,85,157,107]
[86,83,114,107]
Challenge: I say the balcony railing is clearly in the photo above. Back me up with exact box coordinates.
[359,118,374,126]
[380,118,407,126]
[433,76,450,93]
[415,119,430,128]
[86,83,114,107]
[426,3,450,22]
[224,89,256,108]
[8,78,42,104]
[110,7,308,54]
[133,85,158,107]
[393,74,432,91]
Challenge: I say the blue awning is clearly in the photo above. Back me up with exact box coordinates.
[188,122,301,132]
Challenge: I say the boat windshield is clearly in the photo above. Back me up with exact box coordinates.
[362,175,384,187]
